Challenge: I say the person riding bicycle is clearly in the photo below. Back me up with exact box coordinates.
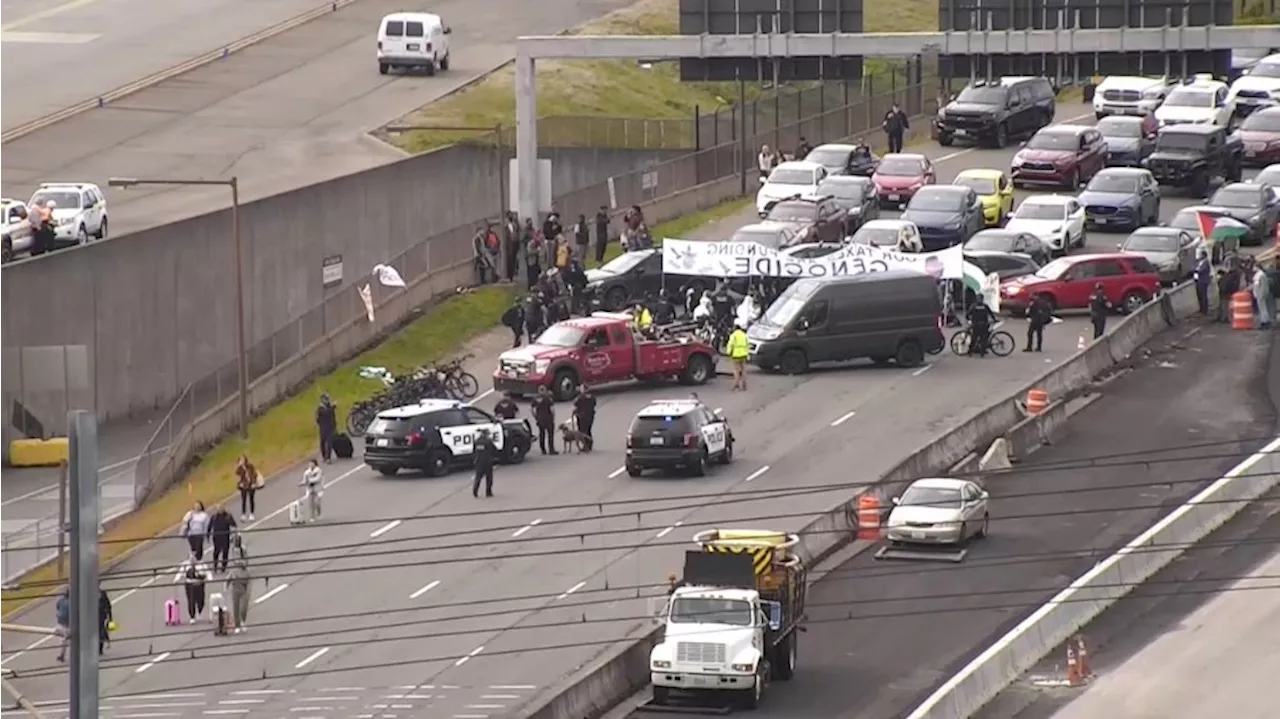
[300,460,323,522]
[965,300,997,358]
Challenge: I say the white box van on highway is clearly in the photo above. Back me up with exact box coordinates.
[377,12,451,76]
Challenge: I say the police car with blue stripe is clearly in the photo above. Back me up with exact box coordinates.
[364,399,533,477]
[625,398,734,477]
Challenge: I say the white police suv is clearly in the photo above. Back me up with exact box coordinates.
[364,399,533,477]
[624,398,734,477]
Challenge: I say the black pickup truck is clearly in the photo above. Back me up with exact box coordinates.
[1142,125,1243,196]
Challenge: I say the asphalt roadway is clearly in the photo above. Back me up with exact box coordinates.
[0,0,641,233]
[0,115,1265,719]
[0,0,335,131]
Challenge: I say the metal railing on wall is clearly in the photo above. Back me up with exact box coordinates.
[124,69,935,513]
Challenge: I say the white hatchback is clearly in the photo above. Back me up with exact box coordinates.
[1006,195,1086,255]
[28,182,108,247]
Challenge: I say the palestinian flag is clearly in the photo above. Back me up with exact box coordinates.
[1195,211,1249,244]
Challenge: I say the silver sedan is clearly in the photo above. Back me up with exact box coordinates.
[885,477,990,545]
[1117,227,1200,284]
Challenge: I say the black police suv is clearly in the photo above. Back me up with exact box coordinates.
[364,399,533,476]
[625,399,734,477]
[934,76,1057,149]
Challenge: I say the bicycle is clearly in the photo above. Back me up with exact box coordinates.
[432,354,480,399]
[950,327,1015,357]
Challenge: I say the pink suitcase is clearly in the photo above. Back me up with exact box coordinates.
[164,598,181,626]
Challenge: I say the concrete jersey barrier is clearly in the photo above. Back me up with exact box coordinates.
[510,284,1201,718]
[905,434,1280,719]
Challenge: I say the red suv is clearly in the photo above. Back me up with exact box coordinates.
[999,253,1161,316]
[1011,124,1107,189]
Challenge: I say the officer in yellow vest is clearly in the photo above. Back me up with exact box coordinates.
[726,320,750,391]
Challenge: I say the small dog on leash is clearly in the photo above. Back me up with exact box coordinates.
[558,419,589,453]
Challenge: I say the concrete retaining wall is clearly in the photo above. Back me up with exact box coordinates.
[511,284,1201,719]
[0,145,682,424]
[906,434,1280,719]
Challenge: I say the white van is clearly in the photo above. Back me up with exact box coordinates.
[377,12,451,76]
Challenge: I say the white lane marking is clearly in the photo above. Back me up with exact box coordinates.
[474,388,495,402]
[253,582,289,604]
[299,696,357,701]
[116,694,207,701]
[410,580,441,599]
[119,703,205,709]
[489,685,536,689]
[714,407,722,413]
[133,652,171,674]
[383,693,434,699]
[467,706,507,710]
[230,690,285,695]
[830,410,857,427]
[454,645,485,667]
[452,715,489,719]
[288,707,336,712]
[744,465,771,482]
[203,711,249,716]
[557,581,586,600]
[294,647,331,669]
[140,576,158,587]
[482,694,520,699]
[217,699,264,705]
[912,365,933,377]
[511,518,541,537]
[655,520,684,539]
[319,687,365,692]
[607,466,626,478]
[116,714,183,718]
[369,519,402,538]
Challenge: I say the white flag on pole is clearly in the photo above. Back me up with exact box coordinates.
[373,264,406,288]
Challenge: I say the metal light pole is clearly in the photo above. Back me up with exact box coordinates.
[107,177,248,439]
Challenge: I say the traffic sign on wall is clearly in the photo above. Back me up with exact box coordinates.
[677,0,866,81]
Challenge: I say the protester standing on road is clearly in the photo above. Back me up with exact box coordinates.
[573,385,597,452]
[54,589,70,662]
[208,506,237,574]
[98,588,113,654]
[1217,265,1242,323]
[1088,283,1111,339]
[224,554,256,634]
[727,321,750,391]
[234,455,259,520]
[1024,294,1053,352]
[315,393,337,463]
[502,298,525,348]
[795,137,813,160]
[301,460,323,522]
[1253,263,1273,329]
[757,145,778,176]
[1193,249,1213,316]
[532,386,558,455]
[594,206,610,263]
[472,428,497,498]
[882,103,910,154]
[175,553,211,624]
[181,501,210,560]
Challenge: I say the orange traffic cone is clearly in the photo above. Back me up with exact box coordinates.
[1076,635,1092,680]
[1066,642,1082,686]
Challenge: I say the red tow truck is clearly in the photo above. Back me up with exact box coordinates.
[493,313,718,400]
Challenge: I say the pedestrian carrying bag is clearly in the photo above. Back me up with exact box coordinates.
[254,470,265,489]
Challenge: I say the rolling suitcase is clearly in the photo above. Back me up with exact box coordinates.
[164,598,181,626]
[332,433,354,459]
[288,500,305,525]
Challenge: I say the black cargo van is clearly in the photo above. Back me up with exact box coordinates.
[745,271,944,373]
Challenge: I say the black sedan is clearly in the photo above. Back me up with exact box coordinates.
[963,229,1052,265]
[1207,181,1280,246]
[583,249,663,310]
[1076,168,1162,232]
[817,175,879,235]
[963,250,1043,281]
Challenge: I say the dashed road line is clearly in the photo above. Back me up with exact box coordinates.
[744,465,770,482]
[481,694,520,699]
[253,582,289,604]
[455,645,485,667]
[294,646,330,669]
[655,519,684,539]
[134,651,171,674]
[216,699,264,705]
[370,519,402,538]
[489,685,536,690]
[557,581,586,600]
[830,410,857,427]
[607,466,626,478]
[511,519,541,537]
[912,365,933,377]
[230,690,286,695]
[410,579,441,599]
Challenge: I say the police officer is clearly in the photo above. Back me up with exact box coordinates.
[472,428,497,498]
[573,385,597,452]
[494,393,520,420]
[1024,294,1053,353]
[532,386,558,455]
[882,102,910,154]
[1088,283,1111,339]
[966,301,996,357]
[726,320,750,391]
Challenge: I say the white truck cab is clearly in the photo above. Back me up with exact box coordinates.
[377,12,451,76]
[648,529,803,710]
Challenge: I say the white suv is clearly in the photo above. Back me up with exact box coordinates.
[28,182,109,247]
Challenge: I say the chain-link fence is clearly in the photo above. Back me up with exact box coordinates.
[129,71,939,509]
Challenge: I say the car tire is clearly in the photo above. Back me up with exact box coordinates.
[737,666,766,710]
[604,286,628,311]
[772,631,797,681]
[779,349,808,375]
[977,512,990,539]
[1121,290,1148,314]
[96,218,108,240]
[425,449,450,477]
[1066,169,1080,190]
[652,686,671,706]
[551,369,579,401]
[626,462,643,477]
[77,225,89,245]
[440,53,450,71]
[938,133,954,147]
[994,123,1008,149]
[376,466,399,477]
[378,63,389,75]
[895,339,924,368]
[680,353,713,385]
[718,439,734,465]
[426,58,437,76]
[689,449,708,477]
[504,442,529,464]
[2,238,11,263]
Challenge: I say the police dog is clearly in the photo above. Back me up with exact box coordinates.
[558,418,589,453]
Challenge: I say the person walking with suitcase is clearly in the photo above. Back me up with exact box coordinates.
[180,501,210,560]
[174,553,211,624]
[300,459,323,522]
